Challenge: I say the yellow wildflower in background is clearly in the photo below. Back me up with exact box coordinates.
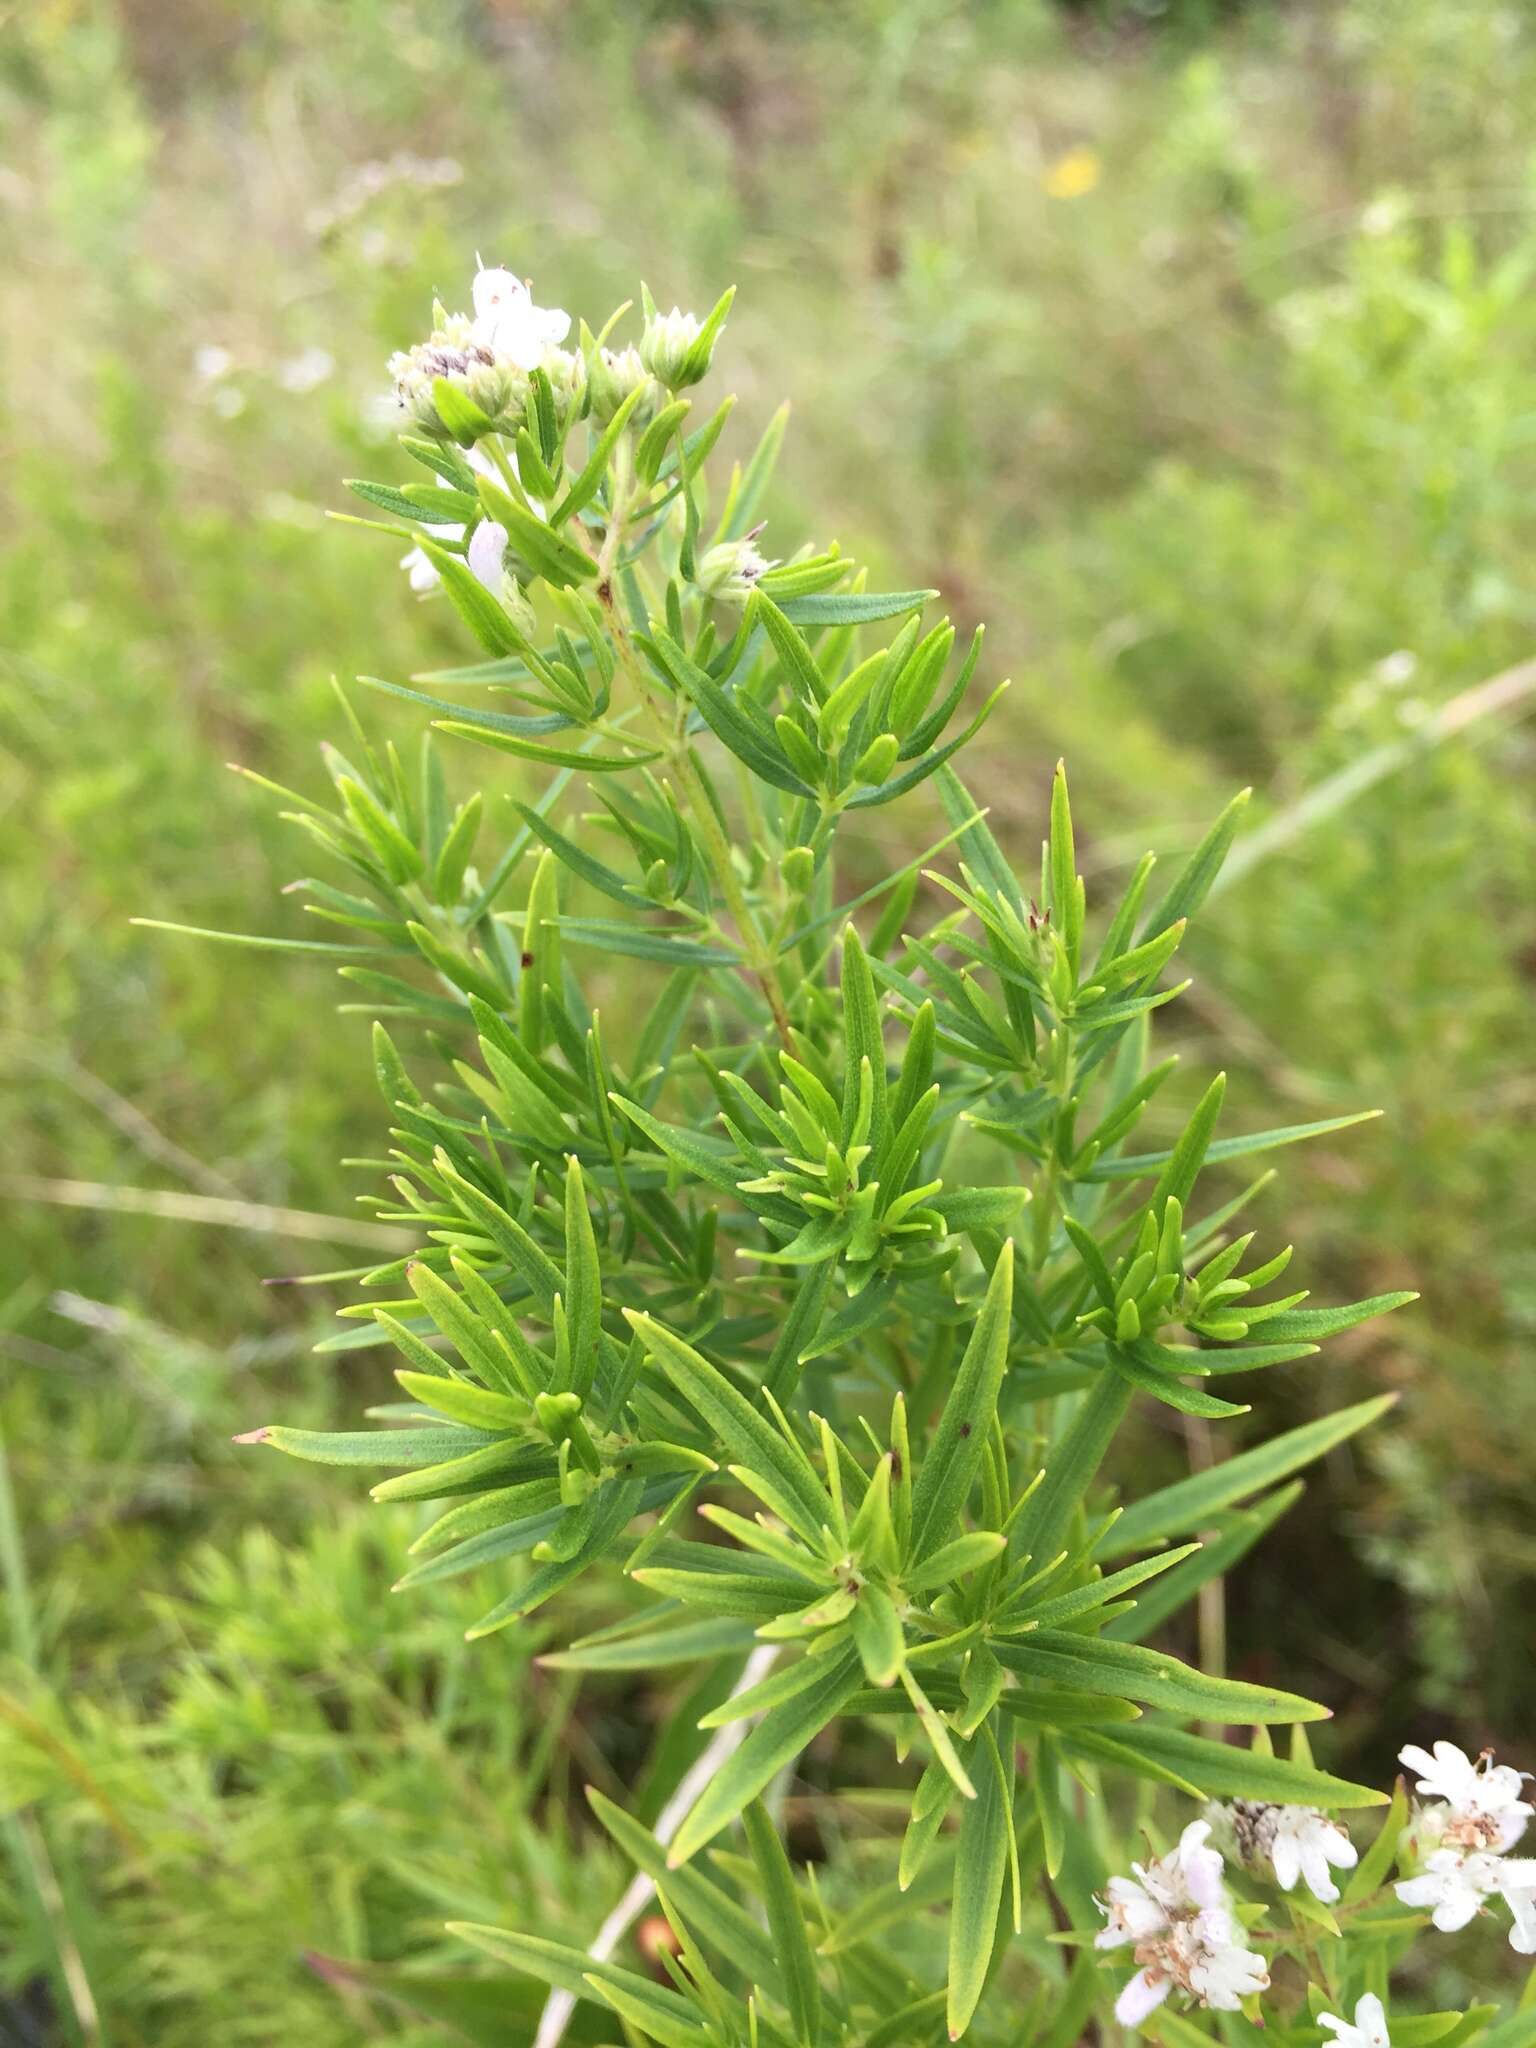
[1045,146,1102,198]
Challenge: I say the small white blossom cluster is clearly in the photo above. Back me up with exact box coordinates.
[387,263,576,437]
[1208,1796,1359,1902]
[1096,1820,1269,2029]
[307,151,463,244]
[1395,1740,1536,1951]
[695,527,773,606]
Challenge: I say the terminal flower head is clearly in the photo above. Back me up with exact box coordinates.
[695,528,772,605]
[1215,1800,1358,1904]
[1096,1822,1268,2029]
[1400,1741,1532,1853]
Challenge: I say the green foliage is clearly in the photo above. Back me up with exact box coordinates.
[2,1,1532,2039]
[167,239,1479,2041]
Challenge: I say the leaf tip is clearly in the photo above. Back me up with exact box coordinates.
[231,1426,272,1445]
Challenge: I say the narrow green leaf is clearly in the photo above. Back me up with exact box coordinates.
[742,1801,822,2041]
[624,1312,829,1543]
[908,1244,1014,1562]
[948,1727,1011,2040]
[1070,1725,1385,1807]
[994,1631,1327,1723]
[667,1646,863,1865]
[1102,1395,1396,1557]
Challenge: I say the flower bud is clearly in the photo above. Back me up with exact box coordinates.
[782,846,816,895]
[537,346,587,423]
[588,344,655,427]
[695,534,771,605]
[852,732,900,785]
[640,304,704,389]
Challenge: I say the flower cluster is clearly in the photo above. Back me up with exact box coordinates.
[1209,1796,1359,1903]
[1395,1740,1536,1951]
[1096,1820,1269,2029]
[386,263,576,437]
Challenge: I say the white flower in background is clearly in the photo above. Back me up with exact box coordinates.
[1096,1822,1268,2030]
[278,346,335,394]
[1320,1992,1391,2048]
[470,263,571,372]
[1215,1800,1358,1904]
[1394,1740,1536,1952]
[195,344,234,381]
[400,543,440,593]
[1400,1741,1532,1853]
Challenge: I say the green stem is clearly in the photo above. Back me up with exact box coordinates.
[593,441,792,1044]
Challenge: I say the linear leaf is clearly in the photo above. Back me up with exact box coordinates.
[948,1727,1011,2040]
[1085,1111,1383,1182]
[908,1244,1014,1562]
[1069,1725,1386,1808]
[624,1312,829,1542]
[667,1645,863,1865]
[993,1631,1327,1723]
[1102,1395,1395,1557]
[742,1800,822,2041]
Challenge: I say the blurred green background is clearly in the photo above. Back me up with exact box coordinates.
[1,0,1532,2038]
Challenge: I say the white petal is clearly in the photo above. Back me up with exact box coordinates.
[1325,1829,1360,1870]
[400,545,440,592]
[467,520,508,593]
[472,266,528,322]
[1178,1820,1227,1909]
[1503,1886,1536,1955]
[1432,1887,1483,1933]
[1354,1991,1391,2048]
[1300,1841,1341,1904]
[1495,1808,1533,1852]
[1115,1969,1171,2030]
[1319,2015,1363,2048]
[1271,1831,1302,1892]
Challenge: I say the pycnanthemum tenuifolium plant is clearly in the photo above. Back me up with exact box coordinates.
[143,257,1534,2043]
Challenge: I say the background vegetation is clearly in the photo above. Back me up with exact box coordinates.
[0,0,1530,2038]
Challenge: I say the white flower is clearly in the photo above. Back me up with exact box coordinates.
[1097,1823,1267,2032]
[470,264,571,372]
[1397,1849,1536,1936]
[466,519,508,594]
[1217,1800,1358,1904]
[278,346,335,394]
[1320,1991,1391,2048]
[695,531,773,604]
[400,543,440,593]
[195,344,233,381]
[398,444,497,593]
[1400,1741,1532,1853]
[1504,1875,1536,1955]
[1187,1916,1269,2011]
